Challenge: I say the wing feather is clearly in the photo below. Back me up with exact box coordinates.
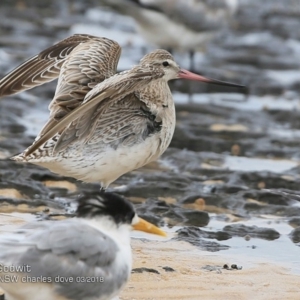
[24,69,163,156]
[0,34,121,101]
[37,36,122,137]
[0,34,97,97]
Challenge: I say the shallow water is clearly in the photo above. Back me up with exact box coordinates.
[207,217,300,274]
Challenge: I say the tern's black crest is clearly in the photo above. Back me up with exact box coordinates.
[76,192,135,225]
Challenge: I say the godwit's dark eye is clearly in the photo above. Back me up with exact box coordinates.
[162,61,169,67]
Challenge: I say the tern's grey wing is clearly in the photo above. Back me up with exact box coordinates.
[0,220,55,247]
[25,67,164,156]
[0,220,118,266]
[0,34,98,98]
[0,220,127,300]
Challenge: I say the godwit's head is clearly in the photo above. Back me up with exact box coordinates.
[140,49,244,89]
[140,49,180,81]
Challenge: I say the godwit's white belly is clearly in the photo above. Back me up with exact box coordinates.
[31,134,163,188]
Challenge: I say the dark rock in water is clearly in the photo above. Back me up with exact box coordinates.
[135,198,184,225]
[136,198,171,215]
[136,198,208,227]
[288,217,300,228]
[179,209,210,227]
[223,224,280,241]
[240,172,300,191]
[273,189,300,203]
[219,184,249,194]
[162,266,175,272]
[289,227,300,244]
[244,189,300,217]
[177,226,231,241]
[169,105,267,154]
[132,267,160,274]
[137,200,209,227]
[268,110,300,130]
[258,190,279,204]
[181,193,226,208]
[122,172,191,199]
[137,213,163,227]
[278,206,300,218]
[30,172,76,183]
[243,199,300,217]
[161,209,185,225]
[175,226,230,252]
[2,123,26,134]
[243,190,291,206]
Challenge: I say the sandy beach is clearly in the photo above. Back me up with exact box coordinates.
[120,239,300,300]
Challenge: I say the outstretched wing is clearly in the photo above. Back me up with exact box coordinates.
[24,67,164,156]
[0,34,99,98]
[0,33,122,139]
[39,35,121,136]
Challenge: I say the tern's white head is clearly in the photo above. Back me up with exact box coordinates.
[76,191,166,237]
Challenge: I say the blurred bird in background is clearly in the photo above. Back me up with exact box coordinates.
[99,0,239,70]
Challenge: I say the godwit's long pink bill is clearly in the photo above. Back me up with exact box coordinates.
[0,34,244,188]
[178,69,244,88]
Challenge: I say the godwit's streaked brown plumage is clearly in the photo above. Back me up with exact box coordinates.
[0,34,243,188]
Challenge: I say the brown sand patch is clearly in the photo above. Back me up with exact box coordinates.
[42,180,77,192]
[0,189,25,199]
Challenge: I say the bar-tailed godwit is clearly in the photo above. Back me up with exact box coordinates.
[0,34,243,188]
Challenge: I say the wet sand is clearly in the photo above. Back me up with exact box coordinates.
[120,239,300,300]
